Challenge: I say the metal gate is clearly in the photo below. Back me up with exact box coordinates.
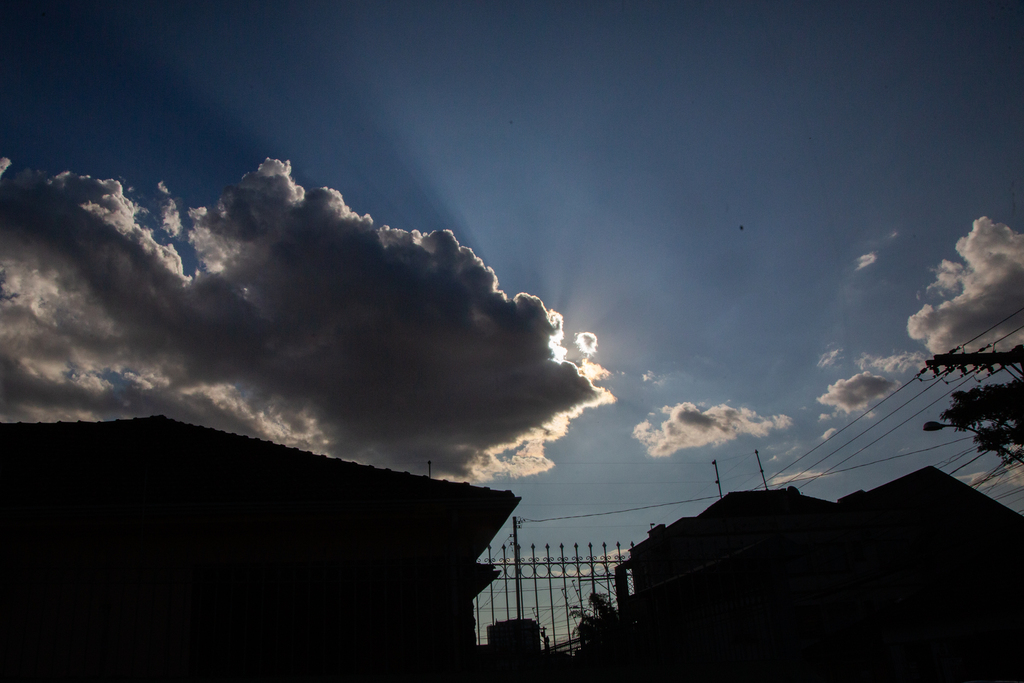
[474,541,628,652]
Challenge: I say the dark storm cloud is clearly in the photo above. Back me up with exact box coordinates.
[0,158,613,479]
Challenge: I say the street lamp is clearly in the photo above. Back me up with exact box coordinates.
[923,421,980,433]
[923,422,1022,466]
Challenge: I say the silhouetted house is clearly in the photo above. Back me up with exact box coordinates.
[615,467,1024,682]
[0,416,518,678]
[485,618,541,655]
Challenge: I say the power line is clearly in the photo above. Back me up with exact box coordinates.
[521,495,720,523]
[953,302,1024,352]
[992,320,1024,348]
[937,445,987,471]
[774,437,973,484]
[770,376,932,482]
[773,375,948,488]
[946,450,989,476]
[774,319,1022,491]
[992,485,1024,503]
[794,376,974,489]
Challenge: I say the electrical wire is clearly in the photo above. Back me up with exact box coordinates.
[992,486,1024,503]
[953,302,1024,351]
[947,450,990,476]
[769,375,934,483]
[794,376,974,489]
[773,437,973,484]
[521,495,720,523]
[771,374,950,488]
[774,329,1019,492]
[991,319,1024,348]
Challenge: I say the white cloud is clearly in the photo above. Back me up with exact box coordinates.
[856,351,926,374]
[769,469,826,486]
[156,182,183,237]
[574,331,598,356]
[817,348,843,368]
[821,427,837,440]
[0,158,615,481]
[856,252,877,270]
[0,158,11,178]
[908,218,1024,353]
[817,372,899,414]
[633,402,792,457]
[578,358,610,382]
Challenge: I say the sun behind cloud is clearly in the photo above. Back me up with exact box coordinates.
[0,157,615,481]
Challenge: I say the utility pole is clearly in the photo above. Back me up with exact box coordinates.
[926,345,1024,380]
[712,459,723,499]
[755,449,768,490]
[512,516,522,621]
[427,460,431,478]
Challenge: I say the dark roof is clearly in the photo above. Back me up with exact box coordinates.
[698,485,839,518]
[0,416,518,511]
[693,467,1023,523]
[838,465,1001,512]
[837,465,1024,539]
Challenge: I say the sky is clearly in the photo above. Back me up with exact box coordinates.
[3,0,1024,556]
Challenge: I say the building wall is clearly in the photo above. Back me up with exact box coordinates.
[614,476,1024,682]
[0,509,492,677]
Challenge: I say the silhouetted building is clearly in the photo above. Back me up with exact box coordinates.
[615,467,1024,682]
[0,416,518,678]
[486,618,541,654]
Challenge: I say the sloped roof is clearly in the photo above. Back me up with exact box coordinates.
[0,416,518,512]
[838,465,1008,513]
[697,485,839,518]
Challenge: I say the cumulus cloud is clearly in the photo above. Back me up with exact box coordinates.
[633,402,792,457]
[156,181,183,237]
[578,359,610,382]
[908,218,1024,353]
[575,331,598,356]
[817,348,843,368]
[817,372,899,414]
[0,158,614,480]
[856,252,877,270]
[821,427,838,440]
[856,351,926,374]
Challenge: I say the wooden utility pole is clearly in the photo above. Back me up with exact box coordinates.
[712,459,722,499]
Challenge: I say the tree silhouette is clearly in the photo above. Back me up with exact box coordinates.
[572,592,621,657]
[941,380,1024,465]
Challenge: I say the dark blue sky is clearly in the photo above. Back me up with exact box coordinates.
[3,1,1024,545]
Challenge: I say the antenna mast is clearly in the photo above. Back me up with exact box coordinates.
[712,459,723,499]
[755,449,768,490]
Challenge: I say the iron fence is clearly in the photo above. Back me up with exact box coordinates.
[474,542,628,652]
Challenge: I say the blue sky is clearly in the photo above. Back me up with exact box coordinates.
[3,1,1024,551]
